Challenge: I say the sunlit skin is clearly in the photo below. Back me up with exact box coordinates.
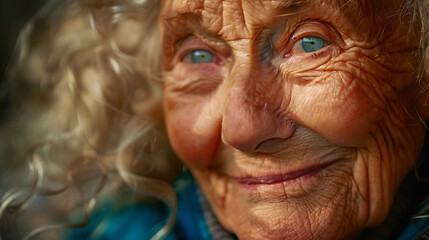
[161,0,428,239]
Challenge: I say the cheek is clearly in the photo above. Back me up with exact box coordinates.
[297,76,377,145]
[288,56,402,146]
[163,96,221,168]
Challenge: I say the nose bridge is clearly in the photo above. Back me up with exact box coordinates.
[229,62,268,113]
[225,44,275,109]
[221,56,296,153]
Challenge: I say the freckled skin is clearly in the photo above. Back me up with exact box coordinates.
[161,0,428,239]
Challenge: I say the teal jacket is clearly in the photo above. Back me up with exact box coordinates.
[68,171,235,240]
[68,171,428,240]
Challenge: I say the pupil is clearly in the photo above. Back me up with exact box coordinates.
[190,50,214,63]
[301,37,325,53]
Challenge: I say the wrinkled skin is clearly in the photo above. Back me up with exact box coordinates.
[161,0,428,239]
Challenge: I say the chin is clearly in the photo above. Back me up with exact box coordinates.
[190,162,362,240]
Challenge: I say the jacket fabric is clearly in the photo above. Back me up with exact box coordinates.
[68,171,428,240]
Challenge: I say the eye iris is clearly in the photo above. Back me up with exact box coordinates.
[190,50,214,63]
[301,36,325,53]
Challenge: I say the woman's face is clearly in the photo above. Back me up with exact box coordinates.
[161,0,427,239]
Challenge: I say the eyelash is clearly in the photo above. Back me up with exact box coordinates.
[175,37,216,63]
[277,21,336,58]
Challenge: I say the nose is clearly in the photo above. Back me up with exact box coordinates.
[221,63,297,153]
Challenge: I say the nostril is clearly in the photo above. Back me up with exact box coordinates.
[254,120,298,153]
[221,120,298,154]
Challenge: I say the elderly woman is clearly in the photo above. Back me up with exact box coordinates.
[0,0,428,239]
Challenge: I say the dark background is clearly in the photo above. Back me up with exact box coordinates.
[0,0,46,77]
[0,0,46,123]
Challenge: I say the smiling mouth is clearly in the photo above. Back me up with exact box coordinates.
[234,161,337,185]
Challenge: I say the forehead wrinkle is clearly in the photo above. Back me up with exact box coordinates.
[162,0,204,15]
[217,0,310,40]
[162,12,202,30]
[162,0,383,45]
[338,0,399,20]
[161,0,206,31]
[336,0,398,31]
[162,0,308,38]
[161,2,203,27]
[162,0,372,25]
[338,0,364,16]
[278,0,308,10]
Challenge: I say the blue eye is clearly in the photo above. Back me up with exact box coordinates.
[188,50,214,63]
[300,36,326,53]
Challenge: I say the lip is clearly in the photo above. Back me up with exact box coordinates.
[234,161,337,185]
